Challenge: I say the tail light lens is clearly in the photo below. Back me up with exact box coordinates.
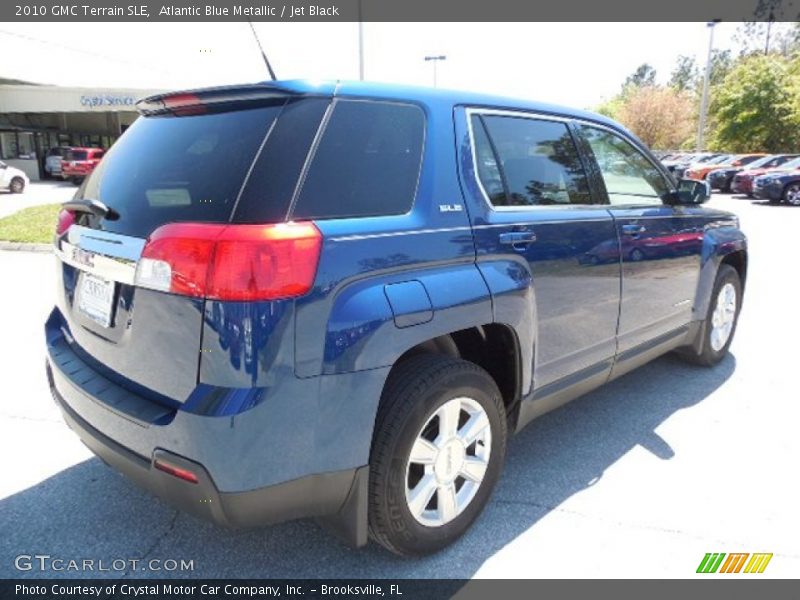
[56,209,76,235]
[135,222,322,301]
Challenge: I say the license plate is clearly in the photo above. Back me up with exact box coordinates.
[77,273,115,328]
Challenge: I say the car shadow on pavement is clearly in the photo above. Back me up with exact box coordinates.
[1,353,735,579]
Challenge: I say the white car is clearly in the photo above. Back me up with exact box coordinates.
[0,161,29,193]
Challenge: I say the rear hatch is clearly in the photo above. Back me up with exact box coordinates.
[62,149,90,175]
[53,86,331,404]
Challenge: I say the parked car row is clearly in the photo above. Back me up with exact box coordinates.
[658,151,800,205]
[44,146,105,185]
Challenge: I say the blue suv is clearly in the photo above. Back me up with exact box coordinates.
[46,80,747,556]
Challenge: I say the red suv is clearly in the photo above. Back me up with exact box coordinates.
[61,147,105,185]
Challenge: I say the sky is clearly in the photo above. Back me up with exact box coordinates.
[0,22,747,110]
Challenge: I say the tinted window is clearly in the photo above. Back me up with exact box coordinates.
[737,155,761,166]
[81,104,282,237]
[474,115,592,206]
[579,125,670,206]
[234,98,329,223]
[290,100,425,220]
[471,118,506,205]
[69,150,88,161]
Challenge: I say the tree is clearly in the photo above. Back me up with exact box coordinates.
[708,49,734,86]
[709,54,800,152]
[616,86,696,149]
[670,55,698,91]
[623,63,657,89]
[734,18,800,57]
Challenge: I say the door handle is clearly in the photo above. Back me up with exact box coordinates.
[621,224,646,236]
[499,231,537,246]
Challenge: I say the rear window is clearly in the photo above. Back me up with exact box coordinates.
[80,104,284,238]
[69,150,88,161]
[289,100,425,220]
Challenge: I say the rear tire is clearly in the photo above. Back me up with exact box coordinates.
[9,177,24,194]
[678,264,741,367]
[368,354,507,556]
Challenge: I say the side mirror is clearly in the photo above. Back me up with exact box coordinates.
[665,179,710,205]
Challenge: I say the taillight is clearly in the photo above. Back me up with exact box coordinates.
[56,209,75,235]
[135,222,322,301]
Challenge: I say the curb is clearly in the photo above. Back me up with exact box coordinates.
[0,241,53,253]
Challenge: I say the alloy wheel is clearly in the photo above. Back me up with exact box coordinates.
[405,396,491,527]
[710,282,737,352]
[784,184,800,206]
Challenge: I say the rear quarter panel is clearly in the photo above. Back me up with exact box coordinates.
[294,94,495,378]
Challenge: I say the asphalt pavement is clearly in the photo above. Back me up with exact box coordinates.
[0,192,798,578]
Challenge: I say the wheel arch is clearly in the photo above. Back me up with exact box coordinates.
[378,323,524,433]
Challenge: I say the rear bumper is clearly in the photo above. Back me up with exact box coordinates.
[49,365,362,527]
[708,174,731,190]
[731,179,752,194]
[44,307,381,545]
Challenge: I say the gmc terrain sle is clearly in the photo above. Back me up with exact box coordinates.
[46,80,746,556]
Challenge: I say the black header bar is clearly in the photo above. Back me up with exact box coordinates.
[3,0,800,22]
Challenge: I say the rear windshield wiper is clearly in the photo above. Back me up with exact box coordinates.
[62,198,120,221]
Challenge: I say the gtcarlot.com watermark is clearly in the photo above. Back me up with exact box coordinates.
[14,554,195,573]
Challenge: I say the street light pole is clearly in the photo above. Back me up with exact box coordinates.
[765,11,775,55]
[697,20,719,151]
[424,55,446,87]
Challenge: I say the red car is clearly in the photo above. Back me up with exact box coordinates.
[731,155,800,196]
[61,147,105,185]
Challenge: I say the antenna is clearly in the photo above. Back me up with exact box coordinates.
[248,22,277,81]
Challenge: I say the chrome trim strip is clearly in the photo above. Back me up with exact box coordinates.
[329,226,471,242]
[55,240,138,285]
[328,218,624,241]
[68,225,146,262]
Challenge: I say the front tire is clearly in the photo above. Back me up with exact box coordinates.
[783,183,800,206]
[679,264,741,366]
[368,355,507,556]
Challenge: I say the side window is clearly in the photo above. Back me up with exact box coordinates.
[471,118,506,205]
[471,114,593,207]
[578,125,670,206]
[291,100,425,220]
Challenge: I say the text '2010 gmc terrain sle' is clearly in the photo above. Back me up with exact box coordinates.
[46,80,746,556]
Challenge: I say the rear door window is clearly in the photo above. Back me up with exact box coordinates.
[290,100,425,220]
[472,114,594,206]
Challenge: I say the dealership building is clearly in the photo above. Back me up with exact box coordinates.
[0,80,163,180]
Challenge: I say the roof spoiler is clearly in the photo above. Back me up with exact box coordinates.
[136,83,299,116]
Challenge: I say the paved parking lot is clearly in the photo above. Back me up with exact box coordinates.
[0,193,798,579]
[0,180,76,219]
